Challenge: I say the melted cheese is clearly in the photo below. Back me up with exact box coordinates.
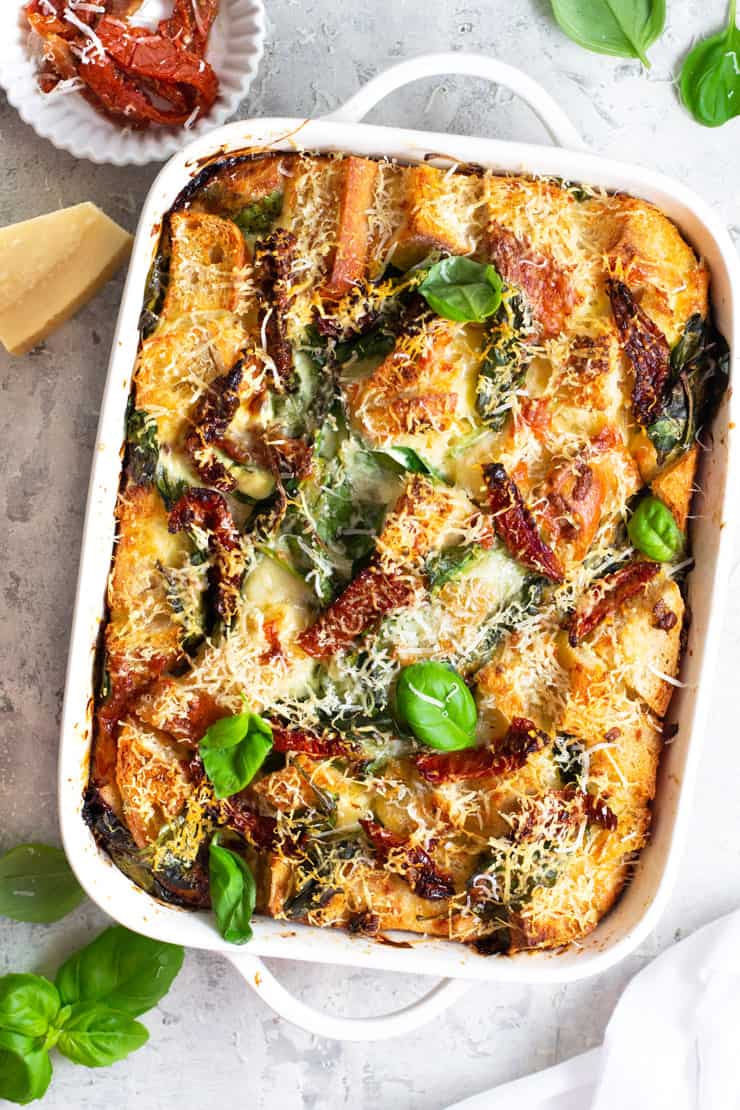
[91,152,712,955]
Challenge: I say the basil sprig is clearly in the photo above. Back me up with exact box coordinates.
[208,835,257,944]
[627,496,684,562]
[0,845,85,924]
[395,661,478,751]
[550,0,665,67]
[418,257,503,323]
[680,0,740,127]
[199,709,273,799]
[0,925,183,1104]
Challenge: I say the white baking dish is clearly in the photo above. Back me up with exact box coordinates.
[58,52,740,1041]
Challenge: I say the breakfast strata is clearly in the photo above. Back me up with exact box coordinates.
[85,151,728,953]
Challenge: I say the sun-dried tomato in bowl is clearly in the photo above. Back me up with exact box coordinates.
[24,0,220,130]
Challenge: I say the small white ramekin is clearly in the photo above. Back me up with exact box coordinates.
[0,0,265,166]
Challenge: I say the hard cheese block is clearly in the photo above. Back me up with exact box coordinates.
[0,202,132,355]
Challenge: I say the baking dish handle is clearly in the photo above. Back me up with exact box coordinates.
[324,51,586,151]
[227,952,471,1041]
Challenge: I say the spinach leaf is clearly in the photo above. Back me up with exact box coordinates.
[419,257,503,323]
[395,661,478,751]
[0,976,60,1039]
[57,1005,148,1069]
[426,544,482,591]
[647,313,729,463]
[476,292,531,432]
[550,0,665,66]
[208,836,256,944]
[155,467,189,511]
[0,1030,52,1105]
[680,1,740,126]
[55,926,184,1018]
[233,190,283,236]
[553,736,589,789]
[199,711,273,799]
[373,446,448,484]
[125,402,159,485]
[0,845,85,924]
[139,249,169,338]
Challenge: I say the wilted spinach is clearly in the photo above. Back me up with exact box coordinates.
[476,293,532,432]
[139,249,169,338]
[425,544,482,591]
[647,313,729,463]
[125,402,159,485]
[232,190,283,236]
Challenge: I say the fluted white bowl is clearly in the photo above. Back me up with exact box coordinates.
[0,0,265,165]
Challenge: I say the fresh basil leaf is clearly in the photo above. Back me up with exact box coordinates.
[56,1004,148,1069]
[395,661,478,751]
[550,0,665,66]
[0,845,85,924]
[418,257,503,323]
[627,496,684,562]
[233,190,283,236]
[55,926,184,1018]
[199,711,273,799]
[374,446,448,484]
[208,836,256,944]
[0,1031,52,1106]
[680,1,740,127]
[0,977,60,1039]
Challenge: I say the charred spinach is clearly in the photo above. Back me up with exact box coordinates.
[648,313,729,463]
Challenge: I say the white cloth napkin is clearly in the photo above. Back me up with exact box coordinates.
[447,909,740,1110]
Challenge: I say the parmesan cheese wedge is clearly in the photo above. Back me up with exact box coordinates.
[0,202,132,355]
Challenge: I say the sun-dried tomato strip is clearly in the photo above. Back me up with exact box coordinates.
[415,716,548,784]
[96,17,218,108]
[159,0,218,53]
[75,49,194,128]
[169,488,244,624]
[255,229,297,393]
[483,463,564,582]
[184,359,244,491]
[359,819,455,901]
[486,221,576,339]
[221,800,277,849]
[24,2,220,130]
[270,726,355,758]
[568,561,659,647]
[296,559,415,659]
[607,279,670,426]
[580,791,618,831]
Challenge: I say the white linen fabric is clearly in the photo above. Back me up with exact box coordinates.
[446,910,740,1110]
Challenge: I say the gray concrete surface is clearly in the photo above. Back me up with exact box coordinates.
[2,1,740,1107]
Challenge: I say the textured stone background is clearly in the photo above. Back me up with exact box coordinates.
[2,1,740,1106]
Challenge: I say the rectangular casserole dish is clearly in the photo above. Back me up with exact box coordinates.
[58,53,740,1040]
